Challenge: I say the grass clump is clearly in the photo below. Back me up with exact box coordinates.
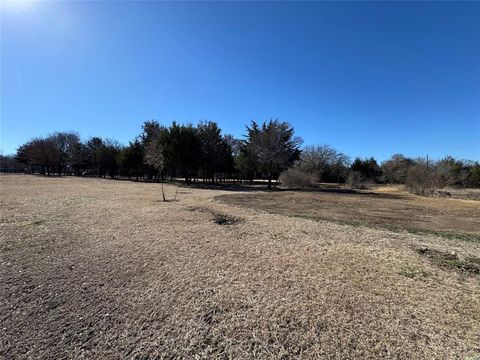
[399,265,430,279]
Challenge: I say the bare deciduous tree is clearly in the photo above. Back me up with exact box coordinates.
[299,145,350,183]
[381,154,415,184]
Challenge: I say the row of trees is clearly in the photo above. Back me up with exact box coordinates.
[349,154,480,191]
[5,119,301,189]
[2,119,479,191]
[282,149,480,192]
[383,155,480,194]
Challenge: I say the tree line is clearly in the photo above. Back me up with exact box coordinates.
[4,119,301,189]
[281,148,480,194]
[1,119,479,192]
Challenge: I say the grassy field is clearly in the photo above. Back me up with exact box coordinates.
[1,175,479,359]
[215,185,480,240]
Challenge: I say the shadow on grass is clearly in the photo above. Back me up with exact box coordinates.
[9,173,409,200]
[290,187,408,200]
[293,214,480,243]
[179,182,277,193]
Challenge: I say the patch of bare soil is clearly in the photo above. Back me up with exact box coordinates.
[215,187,480,240]
[188,206,243,225]
[1,175,480,359]
[416,246,480,275]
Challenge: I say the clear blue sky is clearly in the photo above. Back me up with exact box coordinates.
[1,1,479,161]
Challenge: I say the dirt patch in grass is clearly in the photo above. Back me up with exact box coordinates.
[215,188,480,241]
[188,206,243,225]
[212,214,239,225]
[416,246,480,275]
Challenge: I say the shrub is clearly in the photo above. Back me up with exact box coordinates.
[347,171,374,189]
[405,164,433,195]
[468,163,480,187]
[381,154,415,184]
[279,168,316,188]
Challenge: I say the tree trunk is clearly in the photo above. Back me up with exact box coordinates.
[161,182,166,202]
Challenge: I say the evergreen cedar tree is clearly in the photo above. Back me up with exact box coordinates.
[242,120,302,189]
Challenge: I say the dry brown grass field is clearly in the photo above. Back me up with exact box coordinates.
[216,185,480,239]
[1,175,479,359]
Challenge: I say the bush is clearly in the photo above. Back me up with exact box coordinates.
[468,163,480,187]
[405,164,433,196]
[347,171,374,189]
[381,154,415,184]
[279,168,316,188]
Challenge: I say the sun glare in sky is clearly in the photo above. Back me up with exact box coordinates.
[2,0,38,13]
[1,0,41,26]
